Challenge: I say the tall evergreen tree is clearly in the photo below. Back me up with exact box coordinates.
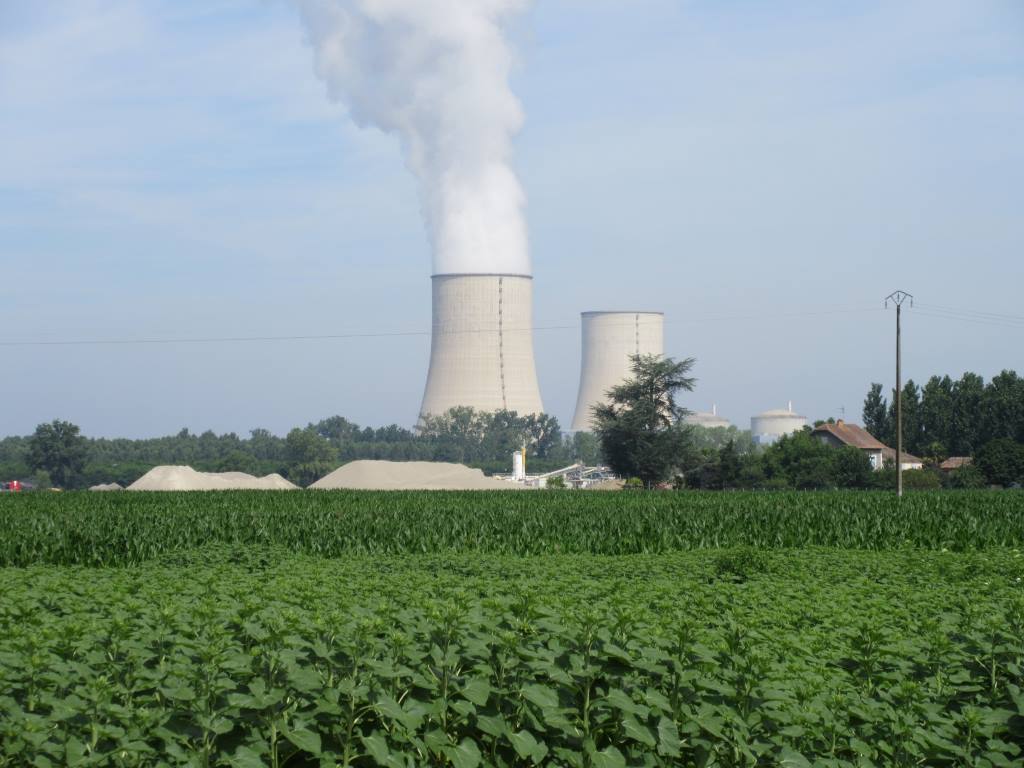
[862,383,891,443]
[592,354,696,489]
[887,380,923,455]
[951,372,985,455]
[920,375,954,453]
[980,370,1024,445]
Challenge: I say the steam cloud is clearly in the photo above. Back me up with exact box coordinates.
[296,0,532,276]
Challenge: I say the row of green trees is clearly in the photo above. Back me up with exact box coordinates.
[587,356,1023,490]
[0,412,603,490]
[863,370,1024,459]
[683,429,1024,491]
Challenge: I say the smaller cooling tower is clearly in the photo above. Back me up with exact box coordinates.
[419,274,544,419]
[570,311,664,432]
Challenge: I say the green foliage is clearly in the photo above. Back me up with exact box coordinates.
[683,441,764,490]
[419,409,564,466]
[977,438,1024,487]
[593,355,696,488]
[1,409,577,489]
[948,463,988,490]
[833,446,873,489]
[1,548,1022,767]
[862,383,892,445]
[26,420,88,489]
[761,430,842,489]
[2,490,1024,566]
[544,475,566,489]
[863,369,1024,457]
[687,425,757,454]
[869,468,944,491]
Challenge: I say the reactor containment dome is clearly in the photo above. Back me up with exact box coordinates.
[570,311,664,432]
[684,404,732,429]
[751,402,807,446]
[419,274,544,420]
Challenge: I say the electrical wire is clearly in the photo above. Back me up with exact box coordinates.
[911,309,1024,330]
[0,306,884,348]
[915,302,1024,324]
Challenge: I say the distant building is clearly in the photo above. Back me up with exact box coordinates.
[684,404,731,429]
[882,448,924,471]
[939,457,972,472]
[811,420,923,471]
[751,402,807,446]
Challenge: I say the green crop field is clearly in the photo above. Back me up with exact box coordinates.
[1,492,1023,766]
[2,490,1024,566]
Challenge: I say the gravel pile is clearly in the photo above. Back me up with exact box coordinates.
[127,466,298,491]
[89,483,124,491]
[309,460,519,491]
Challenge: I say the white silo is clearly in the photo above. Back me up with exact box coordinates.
[570,311,664,432]
[684,404,732,429]
[750,402,807,445]
[419,273,544,419]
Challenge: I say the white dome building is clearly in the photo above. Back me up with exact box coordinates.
[751,402,807,446]
[684,404,731,429]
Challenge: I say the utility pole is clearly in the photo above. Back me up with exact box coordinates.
[885,291,913,498]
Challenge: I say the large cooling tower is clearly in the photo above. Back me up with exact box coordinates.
[570,311,664,432]
[419,274,545,419]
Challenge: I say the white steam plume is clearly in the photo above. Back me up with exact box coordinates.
[296,0,532,276]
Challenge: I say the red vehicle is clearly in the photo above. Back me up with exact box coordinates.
[1,480,23,492]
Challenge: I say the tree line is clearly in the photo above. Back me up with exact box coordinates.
[5,363,1020,491]
[592,358,1022,491]
[862,370,1024,459]
[0,411,601,490]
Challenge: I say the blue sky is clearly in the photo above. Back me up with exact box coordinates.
[2,0,1022,438]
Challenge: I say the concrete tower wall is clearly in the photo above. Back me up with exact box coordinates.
[419,274,544,419]
[571,311,664,432]
[750,406,808,446]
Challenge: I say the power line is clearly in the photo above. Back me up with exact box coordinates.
[915,302,1024,324]
[913,309,1024,330]
[0,306,884,348]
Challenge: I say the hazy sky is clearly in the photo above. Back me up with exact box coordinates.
[2,0,1022,439]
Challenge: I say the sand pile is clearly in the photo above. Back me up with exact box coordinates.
[585,479,625,491]
[89,482,124,491]
[127,466,298,491]
[310,460,520,491]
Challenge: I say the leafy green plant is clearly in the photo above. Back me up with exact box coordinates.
[1,548,1022,766]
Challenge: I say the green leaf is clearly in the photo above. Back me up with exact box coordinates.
[288,666,321,692]
[605,688,644,716]
[657,716,681,757]
[361,733,390,766]
[376,695,422,731]
[621,714,656,747]
[161,685,195,702]
[476,714,508,738]
[590,745,626,768]
[229,746,267,768]
[285,728,322,756]
[509,729,540,759]
[777,747,812,767]
[64,739,87,766]
[521,684,558,710]
[461,677,491,706]
[444,738,481,768]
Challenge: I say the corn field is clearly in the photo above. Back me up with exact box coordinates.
[1,490,1023,566]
